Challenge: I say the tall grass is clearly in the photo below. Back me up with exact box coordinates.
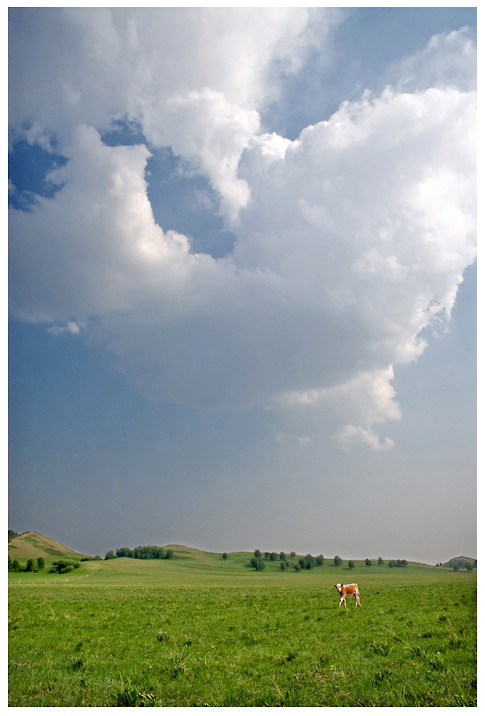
[8,559,476,706]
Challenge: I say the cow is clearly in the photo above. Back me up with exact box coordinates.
[334,583,361,607]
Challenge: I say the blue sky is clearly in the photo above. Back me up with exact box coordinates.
[8,7,476,563]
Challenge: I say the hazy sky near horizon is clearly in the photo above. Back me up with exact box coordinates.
[9,6,476,564]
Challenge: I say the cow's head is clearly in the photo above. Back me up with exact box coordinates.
[334,584,342,591]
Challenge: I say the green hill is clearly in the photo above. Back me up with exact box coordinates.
[8,531,90,562]
[8,531,466,574]
[441,556,476,569]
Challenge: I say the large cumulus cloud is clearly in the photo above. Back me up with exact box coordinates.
[9,9,476,448]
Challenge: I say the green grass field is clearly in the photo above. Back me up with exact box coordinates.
[8,549,477,707]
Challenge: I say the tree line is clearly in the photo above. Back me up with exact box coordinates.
[245,552,410,571]
[9,556,45,573]
[105,546,175,560]
[8,556,101,574]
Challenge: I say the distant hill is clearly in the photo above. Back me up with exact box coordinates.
[441,556,476,569]
[8,531,90,561]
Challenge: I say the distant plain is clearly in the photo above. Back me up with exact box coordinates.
[8,540,477,707]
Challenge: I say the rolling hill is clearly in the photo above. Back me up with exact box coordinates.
[440,556,476,569]
[8,531,475,572]
[8,531,90,561]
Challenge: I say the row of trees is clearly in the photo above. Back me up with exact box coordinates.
[247,552,409,571]
[8,556,86,574]
[8,557,45,572]
[249,550,325,571]
[105,546,175,560]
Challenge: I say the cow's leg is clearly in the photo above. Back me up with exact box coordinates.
[355,591,361,607]
[339,595,346,607]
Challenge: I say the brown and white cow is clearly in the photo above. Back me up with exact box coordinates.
[334,583,361,607]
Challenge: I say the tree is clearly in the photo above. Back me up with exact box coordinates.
[334,556,342,566]
[104,551,117,560]
[25,558,37,572]
[8,530,18,542]
[365,559,372,566]
[250,556,265,571]
[254,550,261,559]
[37,557,45,570]
[8,557,13,571]
[304,554,316,569]
[452,562,460,572]
[389,560,396,568]
[165,550,174,559]
[378,557,384,565]
[116,547,134,558]
[12,559,21,572]
[280,552,286,561]
[222,552,228,560]
[293,563,302,572]
[316,555,324,566]
[466,563,473,572]
[290,552,296,558]
[348,560,355,569]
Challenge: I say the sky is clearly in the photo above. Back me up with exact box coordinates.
[8,6,477,564]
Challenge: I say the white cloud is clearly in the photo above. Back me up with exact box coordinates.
[9,11,477,448]
[334,425,395,452]
[391,26,476,93]
[9,7,327,220]
[47,321,84,336]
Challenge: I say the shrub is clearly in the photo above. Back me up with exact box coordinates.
[334,556,342,566]
[348,560,355,569]
[51,559,81,574]
[37,557,45,570]
[250,556,265,571]
[365,559,372,566]
[104,551,117,560]
[316,555,324,566]
[293,563,302,572]
[222,552,228,560]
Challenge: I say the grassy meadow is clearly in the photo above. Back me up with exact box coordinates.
[8,547,477,707]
